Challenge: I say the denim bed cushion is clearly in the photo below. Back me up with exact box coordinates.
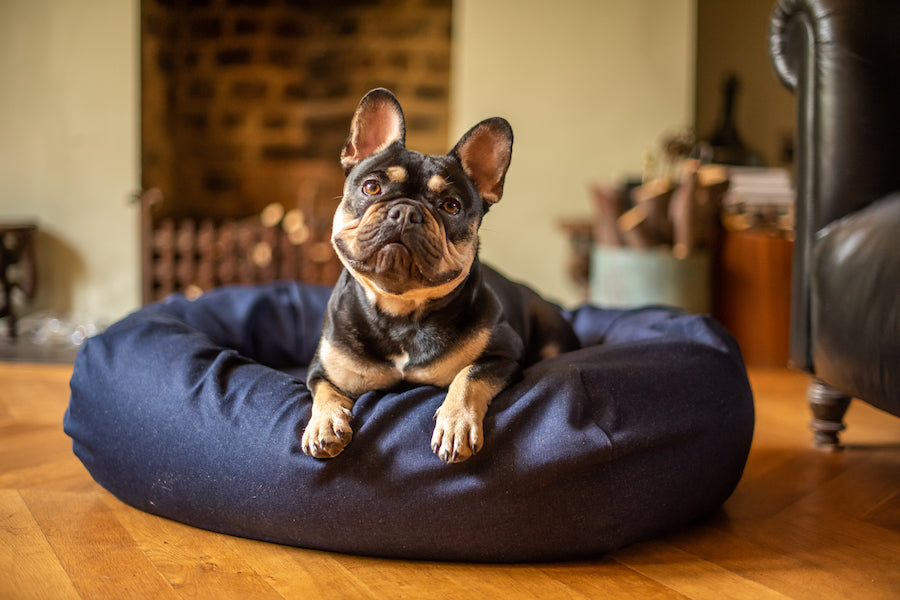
[65,281,753,562]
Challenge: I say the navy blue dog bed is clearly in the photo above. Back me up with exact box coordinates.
[65,281,753,562]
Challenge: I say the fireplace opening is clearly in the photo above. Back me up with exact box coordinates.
[140,0,451,301]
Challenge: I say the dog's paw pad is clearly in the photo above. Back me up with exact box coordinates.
[301,411,353,459]
[431,407,483,463]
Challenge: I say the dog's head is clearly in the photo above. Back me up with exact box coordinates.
[331,88,513,310]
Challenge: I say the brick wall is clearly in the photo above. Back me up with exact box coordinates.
[141,0,452,288]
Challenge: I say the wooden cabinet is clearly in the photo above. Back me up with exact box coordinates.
[714,229,792,367]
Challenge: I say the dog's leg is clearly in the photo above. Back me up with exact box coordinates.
[431,365,508,463]
[302,380,355,458]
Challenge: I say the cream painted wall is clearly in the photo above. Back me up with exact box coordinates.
[452,0,695,306]
[0,0,140,326]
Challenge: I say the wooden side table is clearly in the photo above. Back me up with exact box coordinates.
[0,224,37,339]
[714,228,792,367]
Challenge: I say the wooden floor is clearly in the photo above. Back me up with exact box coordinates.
[3,362,900,599]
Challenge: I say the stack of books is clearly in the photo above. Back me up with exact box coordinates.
[722,167,795,233]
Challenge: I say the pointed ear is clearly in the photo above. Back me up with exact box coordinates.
[450,118,513,205]
[341,88,406,171]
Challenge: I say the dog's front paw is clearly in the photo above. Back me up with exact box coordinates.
[431,404,484,463]
[302,405,353,458]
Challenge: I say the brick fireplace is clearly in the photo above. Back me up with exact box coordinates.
[140,0,451,299]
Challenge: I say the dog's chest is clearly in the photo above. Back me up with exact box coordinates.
[322,324,491,396]
[389,322,492,385]
[390,351,412,374]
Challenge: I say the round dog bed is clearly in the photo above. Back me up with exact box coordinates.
[65,281,753,562]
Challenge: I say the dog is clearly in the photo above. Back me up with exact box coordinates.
[302,88,580,463]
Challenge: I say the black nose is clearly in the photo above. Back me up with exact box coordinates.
[388,203,424,226]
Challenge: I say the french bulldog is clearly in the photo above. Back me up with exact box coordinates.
[302,88,579,463]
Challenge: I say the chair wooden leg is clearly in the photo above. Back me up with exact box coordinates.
[808,379,851,451]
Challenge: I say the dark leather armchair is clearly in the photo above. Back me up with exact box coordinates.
[769,0,900,448]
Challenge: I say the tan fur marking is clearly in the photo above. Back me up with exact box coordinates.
[331,198,366,262]
[386,165,407,182]
[363,266,472,317]
[372,220,479,316]
[427,174,449,193]
[539,342,561,361]
[331,191,480,317]
[302,379,355,458]
[319,338,401,397]
[405,327,492,387]
[312,380,354,411]
[431,365,503,462]
[334,210,478,317]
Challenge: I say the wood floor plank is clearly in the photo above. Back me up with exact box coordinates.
[21,489,180,599]
[612,540,794,600]
[864,489,900,531]
[723,450,851,521]
[222,536,381,600]
[666,521,859,600]
[333,554,521,600]
[774,507,900,567]
[0,454,97,493]
[334,554,583,600]
[425,561,588,600]
[0,363,73,427]
[100,494,285,600]
[0,489,81,600]
[539,558,691,600]
[722,511,900,600]
[805,451,900,519]
[842,401,900,445]
[1,423,79,474]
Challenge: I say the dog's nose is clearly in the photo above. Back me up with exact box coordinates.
[388,203,424,226]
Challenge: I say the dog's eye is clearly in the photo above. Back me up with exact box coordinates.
[440,198,461,215]
[361,180,381,196]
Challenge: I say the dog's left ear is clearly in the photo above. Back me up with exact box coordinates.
[450,118,513,205]
[341,88,407,172]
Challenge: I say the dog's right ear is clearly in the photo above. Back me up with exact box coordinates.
[340,88,407,172]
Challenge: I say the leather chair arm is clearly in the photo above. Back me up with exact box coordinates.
[768,0,900,370]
